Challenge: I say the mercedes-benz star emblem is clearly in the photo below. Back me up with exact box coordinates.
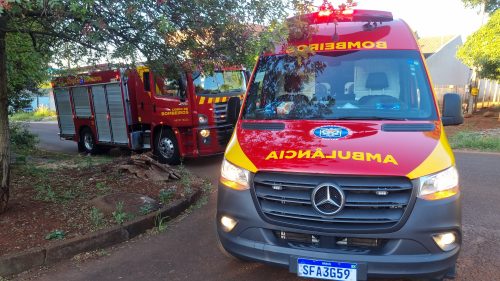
[311,184,345,216]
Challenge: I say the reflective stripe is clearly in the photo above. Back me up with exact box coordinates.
[208,98,213,104]
[215,97,221,103]
[199,96,206,105]
[222,97,228,102]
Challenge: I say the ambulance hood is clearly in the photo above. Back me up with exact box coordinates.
[236,120,447,177]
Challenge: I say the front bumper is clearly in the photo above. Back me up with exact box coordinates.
[216,184,461,280]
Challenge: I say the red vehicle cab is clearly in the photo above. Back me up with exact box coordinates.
[217,3,464,281]
[52,65,247,164]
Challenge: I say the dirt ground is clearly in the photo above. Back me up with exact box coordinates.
[0,151,205,257]
[444,107,500,137]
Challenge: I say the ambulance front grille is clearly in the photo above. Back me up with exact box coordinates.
[213,102,232,146]
[252,172,414,232]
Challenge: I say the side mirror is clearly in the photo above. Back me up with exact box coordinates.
[441,93,464,126]
[226,97,241,126]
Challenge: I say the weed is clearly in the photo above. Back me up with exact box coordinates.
[95,182,111,194]
[34,184,57,203]
[155,214,169,233]
[9,123,38,152]
[449,131,500,152]
[45,230,66,240]
[97,249,110,257]
[33,105,57,119]
[159,188,175,205]
[90,207,105,229]
[140,203,155,215]
[112,201,129,225]
[202,180,213,193]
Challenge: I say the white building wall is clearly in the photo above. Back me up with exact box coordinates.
[426,36,471,86]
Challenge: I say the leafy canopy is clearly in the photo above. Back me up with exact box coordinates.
[6,33,50,111]
[461,0,499,13]
[457,9,500,80]
[0,0,291,72]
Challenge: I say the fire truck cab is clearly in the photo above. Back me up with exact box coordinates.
[217,3,464,281]
[53,66,246,164]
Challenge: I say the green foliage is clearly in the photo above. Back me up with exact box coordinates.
[159,188,175,205]
[457,10,500,80]
[34,184,57,202]
[155,214,169,233]
[10,106,57,121]
[5,33,50,112]
[9,122,38,151]
[139,203,155,215]
[112,201,128,225]
[0,0,292,73]
[462,0,499,13]
[90,206,105,229]
[45,230,66,240]
[449,131,500,151]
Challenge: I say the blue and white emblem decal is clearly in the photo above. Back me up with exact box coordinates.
[313,126,350,140]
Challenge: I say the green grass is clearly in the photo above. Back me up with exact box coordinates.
[10,106,57,122]
[449,131,500,152]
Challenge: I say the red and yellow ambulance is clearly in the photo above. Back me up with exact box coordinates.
[216,3,464,280]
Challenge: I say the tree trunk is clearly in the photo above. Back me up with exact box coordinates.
[0,17,11,214]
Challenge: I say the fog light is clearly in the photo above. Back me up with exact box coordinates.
[433,232,457,251]
[200,129,210,138]
[220,216,237,232]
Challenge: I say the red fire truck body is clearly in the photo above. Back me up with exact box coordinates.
[52,66,246,164]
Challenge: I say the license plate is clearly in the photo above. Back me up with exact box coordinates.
[297,258,357,281]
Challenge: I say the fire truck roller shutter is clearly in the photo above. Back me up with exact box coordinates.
[72,86,92,118]
[106,83,128,144]
[91,85,112,143]
[54,88,75,136]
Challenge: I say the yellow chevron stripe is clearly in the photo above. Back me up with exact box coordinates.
[215,97,221,103]
[222,97,228,102]
[208,98,213,104]
[199,96,205,105]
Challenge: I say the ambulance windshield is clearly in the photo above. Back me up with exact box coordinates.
[193,71,246,95]
[242,50,437,121]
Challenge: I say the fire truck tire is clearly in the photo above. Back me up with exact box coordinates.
[154,129,181,165]
[79,127,99,155]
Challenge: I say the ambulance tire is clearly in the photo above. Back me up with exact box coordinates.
[154,129,181,165]
[215,223,247,262]
[79,127,99,155]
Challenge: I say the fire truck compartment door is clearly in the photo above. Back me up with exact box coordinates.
[54,88,75,136]
[91,85,112,142]
[72,86,92,118]
[106,83,128,144]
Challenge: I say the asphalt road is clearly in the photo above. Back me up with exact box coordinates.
[18,122,500,281]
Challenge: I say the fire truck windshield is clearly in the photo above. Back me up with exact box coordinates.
[193,71,246,95]
[242,50,438,121]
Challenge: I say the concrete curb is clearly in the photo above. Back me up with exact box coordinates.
[453,149,500,156]
[0,190,202,277]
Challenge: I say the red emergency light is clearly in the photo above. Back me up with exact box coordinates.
[290,1,393,25]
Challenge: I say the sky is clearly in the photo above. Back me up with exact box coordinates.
[314,0,487,38]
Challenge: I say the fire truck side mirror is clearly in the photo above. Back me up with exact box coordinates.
[442,93,464,126]
[227,97,241,126]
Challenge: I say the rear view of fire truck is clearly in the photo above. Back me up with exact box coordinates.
[53,66,246,164]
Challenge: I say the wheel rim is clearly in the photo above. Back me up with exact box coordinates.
[158,137,175,159]
[84,133,94,151]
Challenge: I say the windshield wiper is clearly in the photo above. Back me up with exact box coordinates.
[334,116,408,121]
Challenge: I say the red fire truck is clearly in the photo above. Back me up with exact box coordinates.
[52,66,247,164]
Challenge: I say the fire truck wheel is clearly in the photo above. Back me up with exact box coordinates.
[79,127,98,155]
[154,130,181,165]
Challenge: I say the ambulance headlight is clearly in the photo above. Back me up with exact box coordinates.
[418,166,459,200]
[220,159,250,190]
[198,114,208,125]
